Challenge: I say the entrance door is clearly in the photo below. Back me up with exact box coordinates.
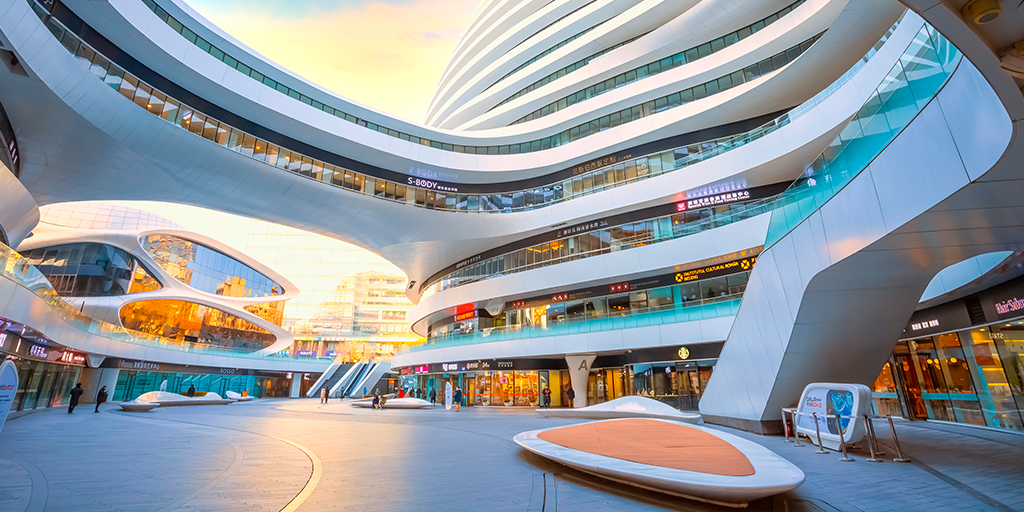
[678,368,700,410]
[893,353,928,419]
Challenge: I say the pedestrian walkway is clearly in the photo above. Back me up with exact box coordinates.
[0,400,1020,511]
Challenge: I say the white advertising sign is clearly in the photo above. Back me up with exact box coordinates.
[795,382,872,451]
[0,360,19,435]
[444,382,453,411]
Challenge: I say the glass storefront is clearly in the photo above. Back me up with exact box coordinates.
[403,370,548,407]
[874,325,1024,431]
[10,358,82,412]
[632,361,715,410]
[113,370,293,401]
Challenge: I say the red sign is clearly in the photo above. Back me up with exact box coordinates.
[510,300,525,310]
[455,310,476,322]
[676,201,687,212]
[455,303,474,315]
[552,293,568,302]
[610,281,630,293]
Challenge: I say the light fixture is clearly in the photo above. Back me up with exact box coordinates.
[962,0,1001,24]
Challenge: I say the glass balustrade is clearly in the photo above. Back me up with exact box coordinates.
[765,23,961,247]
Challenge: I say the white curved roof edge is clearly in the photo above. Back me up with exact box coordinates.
[919,251,1014,303]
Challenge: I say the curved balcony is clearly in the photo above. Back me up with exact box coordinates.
[0,242,327,367]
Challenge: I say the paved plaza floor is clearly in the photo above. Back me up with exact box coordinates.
[0,399,1020,511]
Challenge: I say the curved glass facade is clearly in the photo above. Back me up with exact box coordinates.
[29,1,897,215]
[24,243,161,297]
[119,299,276,351]
[141,234,283,298]
[422,197,773,297]
[508,1,806,124]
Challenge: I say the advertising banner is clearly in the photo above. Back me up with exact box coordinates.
[444,382,453,411]
[795,382,871,451]
[0,360,18,435]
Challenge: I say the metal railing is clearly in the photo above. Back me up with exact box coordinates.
[782,408,911,463]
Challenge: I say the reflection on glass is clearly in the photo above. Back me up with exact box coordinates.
[24,243,161,297]
[243,301,285,326]
[142,234,282,297]
[120,299,276,351]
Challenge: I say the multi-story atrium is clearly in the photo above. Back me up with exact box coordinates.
[0,0,1022,510]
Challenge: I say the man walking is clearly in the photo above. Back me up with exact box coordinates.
[320,387,328,404]
[94,385,108,413]
[453,386,463,412]
[429,387,437,406]
[68,383,84,413]
[565,386,575,408]
[542,386,552,408]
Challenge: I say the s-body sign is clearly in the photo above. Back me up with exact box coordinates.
[407,177,458,192]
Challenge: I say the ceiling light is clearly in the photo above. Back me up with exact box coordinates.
[962,0,1001,24]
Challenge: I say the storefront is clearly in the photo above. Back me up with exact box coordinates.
[102,358,313,401]
[395,342,722,409]
[872,277,1024,432]
[0,319,88,415]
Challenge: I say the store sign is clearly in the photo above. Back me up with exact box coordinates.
[556,219,609,238]
[325,351,337,357]
[569,154,632,176]
[295,350,317,357]
[414,365,429,374]
[455,303,474,315]
[28,345,46,358]
[120,360,160,370]
[0,360,18,435]
[455,255,483,270]
[441,363,459,372]
[609,282,630,294]
[994,297,1024,316]
[675,256,757,282]
[684,190,750,210]
[552,293,568,302]
[466,361,491,370]
[509,300,526,310]
[406,177,458,193]
[910,319,940,331]
[497,361,513,369]
[57,351,87,366]
[677,346,690,360]
[454,310,476,322]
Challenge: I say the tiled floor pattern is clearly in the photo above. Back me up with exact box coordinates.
[0,400,1020,511]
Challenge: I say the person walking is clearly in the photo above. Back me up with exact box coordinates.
[187,384,196,398]
[320,387,328,404]
[453,386,463,412]
[565,386,575,408]
[542,386,552,408]
[94,385,108,413]
[429,387,437,406]
[68,383,84,413]
[398,388,405,398]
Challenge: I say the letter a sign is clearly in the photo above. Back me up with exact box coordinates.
[578,360,589,371]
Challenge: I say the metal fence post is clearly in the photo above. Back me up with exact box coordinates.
[792,410,805,447]
[864,414,882,462]
[837,415,854,461]
[867,415,885,456]
[812,412,827,454]
[782,408,792,443]
[886,415,910,462]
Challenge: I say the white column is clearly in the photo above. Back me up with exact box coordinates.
[79,368,119,404]
[564,354,596,408]
[289,375,302,398]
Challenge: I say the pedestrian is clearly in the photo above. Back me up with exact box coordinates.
[429,387,437,406]
[453,386,463,412]
[320,387,328,404]
[94,385,108,413]
[363,386,368,396]
[542,386,552,408]
[68,383,84,413]
[398,388,405,398]
[566,386,575,408]
[372,392,380,409]
[187,384,196,398]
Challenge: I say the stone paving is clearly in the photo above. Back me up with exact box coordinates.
[0,399,1020,511]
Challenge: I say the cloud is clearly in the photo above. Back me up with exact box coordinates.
[185,0,482,122]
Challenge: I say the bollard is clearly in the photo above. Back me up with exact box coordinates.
[864,415,882,462]
[837,415,854,461]
[782,408,792,443]
[812,412,828,454]
[886,415,911,462]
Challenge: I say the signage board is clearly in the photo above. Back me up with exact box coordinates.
[795,383,871,451]
[0,360,18,435]
[444,381,453,410]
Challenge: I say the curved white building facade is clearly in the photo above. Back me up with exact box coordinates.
[0,0,1019,428]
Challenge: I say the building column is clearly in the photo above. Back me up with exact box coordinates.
[564,354,596,408]
[79,368,119,404]
[289,375,302,398]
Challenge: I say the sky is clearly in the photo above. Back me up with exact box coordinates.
[184,0,482,122]
[112,0,481,249]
